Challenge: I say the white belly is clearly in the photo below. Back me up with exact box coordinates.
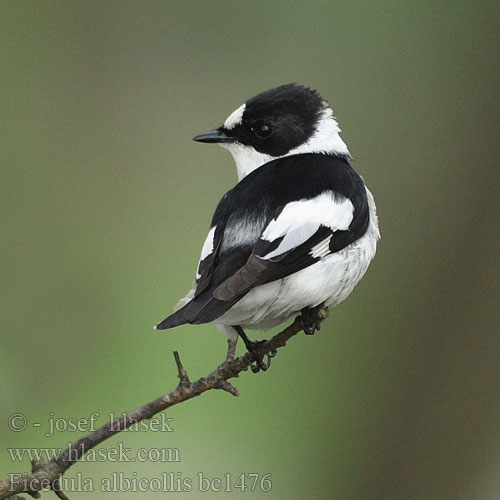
[216,187,380,330]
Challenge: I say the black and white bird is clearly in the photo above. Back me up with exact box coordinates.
[156,84,379,372]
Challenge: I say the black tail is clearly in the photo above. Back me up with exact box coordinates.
[155,292,242,330]
[154,309,188,330]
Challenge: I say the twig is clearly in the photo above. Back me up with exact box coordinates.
[173,350,191,387]
[0,306,328,499]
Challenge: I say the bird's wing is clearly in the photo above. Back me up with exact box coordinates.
[194,224,224,296]
[213,191,356,301]
[156,155,372,328]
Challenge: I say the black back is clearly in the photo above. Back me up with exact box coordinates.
[155,153,369,328]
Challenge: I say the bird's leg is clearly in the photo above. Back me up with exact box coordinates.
[233,325,277,373]
[301,303,329,335]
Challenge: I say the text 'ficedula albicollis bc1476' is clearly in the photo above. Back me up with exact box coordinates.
[156,84,380,372]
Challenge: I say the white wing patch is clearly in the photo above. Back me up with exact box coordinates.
[196,226,216,279]
[224,104,246,130]
[261,192,354,260]
[310,235,333,258]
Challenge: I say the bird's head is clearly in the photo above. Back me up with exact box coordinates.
[193,83,350,180]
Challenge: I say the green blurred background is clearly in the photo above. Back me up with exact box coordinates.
[2,1,499,499]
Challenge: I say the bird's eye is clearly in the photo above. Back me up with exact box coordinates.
[254,122,272,139]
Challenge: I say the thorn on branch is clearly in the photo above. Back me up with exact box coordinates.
[213,379,239,397]
[30,458,44,473]
[173,350,191,387]
[226,338,237,362]
[318,305,329,320]
[52,478,70,500]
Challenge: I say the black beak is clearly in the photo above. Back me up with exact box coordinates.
[193,129,232,144]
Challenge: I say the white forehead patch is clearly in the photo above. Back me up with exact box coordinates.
[224,103,246,130]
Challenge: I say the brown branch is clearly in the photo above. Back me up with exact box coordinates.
[0,306,328,500]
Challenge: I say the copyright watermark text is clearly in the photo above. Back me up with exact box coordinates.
[7,412,174,436]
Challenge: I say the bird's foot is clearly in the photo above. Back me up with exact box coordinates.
[233,326,277,373]
[301,304,330,335]
[248,340,278,373]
